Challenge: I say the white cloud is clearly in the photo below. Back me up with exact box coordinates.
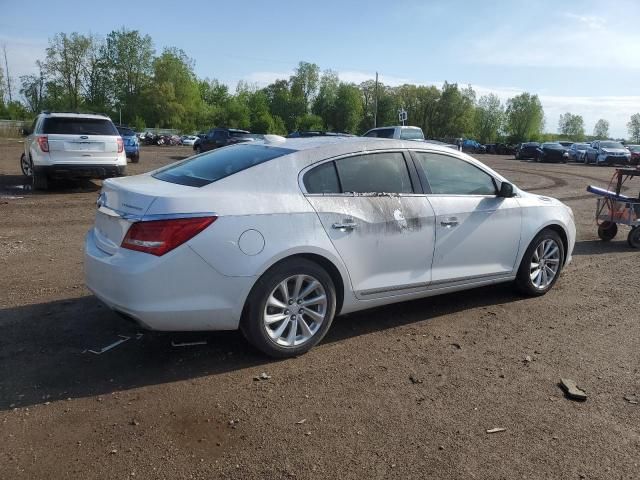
[563,13,606,30]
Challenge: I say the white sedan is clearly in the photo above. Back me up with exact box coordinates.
[85,136,576,357]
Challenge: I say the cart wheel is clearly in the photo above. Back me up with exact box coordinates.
[627,227,640,248]
[597,221,618,241]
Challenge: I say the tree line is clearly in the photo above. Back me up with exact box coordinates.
[1,28,640,143]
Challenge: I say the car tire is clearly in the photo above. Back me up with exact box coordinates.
[627,227,640,248]
[131,155,140,164]
[597,221,618,241]
[241,258,337,358]
[515,229,565,297]
[20,153,32,177]
[195,146,202,154]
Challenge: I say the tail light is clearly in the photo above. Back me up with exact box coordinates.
[121,216,216,256]
[117,137,124,153]
[37,135,49,152]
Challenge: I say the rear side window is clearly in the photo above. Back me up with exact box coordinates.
[304,162,340,194]
[117,127,135,137]
[153,144,294,187]
[414,151,496,195]
[336,152,413,194]
[42,117,118,135]
[364,128,395,138]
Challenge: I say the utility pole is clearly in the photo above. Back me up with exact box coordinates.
[3,45,12,103]
[374,71,379,128]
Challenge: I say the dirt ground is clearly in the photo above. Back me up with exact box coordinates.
[1,139,639,480]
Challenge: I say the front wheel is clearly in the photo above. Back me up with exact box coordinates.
[241,258,337,358]
[627,227,640,248]
[515,229,565,296]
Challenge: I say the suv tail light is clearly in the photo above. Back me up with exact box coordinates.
[117,137,124,153]
[37,135,49,152]
[121,216,216,256]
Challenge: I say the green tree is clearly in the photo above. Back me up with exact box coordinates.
[431,82,476,138]
[333,83,363,133]
[593,119,609,139]
[297,114,324,131]
[504,92,544,143]
[103,28,154,122]
[20,62,46,113]
[312,70,339,129]
[44,32,93,109]
[558,112,585,140]
[289,61,320,112]
[473,94,503,143]
[627,114,640,143]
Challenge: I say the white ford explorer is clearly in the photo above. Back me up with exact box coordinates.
[21,112,127,190]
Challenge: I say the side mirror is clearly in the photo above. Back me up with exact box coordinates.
[21,128,30,137]
[499,182,515,198]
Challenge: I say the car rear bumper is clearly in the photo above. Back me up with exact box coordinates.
[84,229,254,331]
[34,164,126,179]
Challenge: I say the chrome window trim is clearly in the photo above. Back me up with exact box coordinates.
[97,204,217,222]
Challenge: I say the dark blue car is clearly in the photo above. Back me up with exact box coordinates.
[116,126,140,163]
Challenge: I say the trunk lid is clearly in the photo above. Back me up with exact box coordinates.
[93,175,214,255]
[48,134,120,163]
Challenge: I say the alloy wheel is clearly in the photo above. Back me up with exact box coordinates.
[530,239,561,289]
[263,274,327,347]
[21,155,33,177]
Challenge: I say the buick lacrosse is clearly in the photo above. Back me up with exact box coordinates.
[85,136,575,357]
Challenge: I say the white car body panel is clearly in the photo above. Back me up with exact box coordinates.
[85,137,576,332]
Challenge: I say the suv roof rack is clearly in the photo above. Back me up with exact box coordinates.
[39,110,111,117]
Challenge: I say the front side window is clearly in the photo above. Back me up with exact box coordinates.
[414,151,496,196]
[153,144,294,187]
[336,152,413,194]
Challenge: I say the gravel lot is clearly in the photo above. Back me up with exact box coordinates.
[1,140,639,479]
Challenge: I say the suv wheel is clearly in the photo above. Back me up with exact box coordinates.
[20,154,32,177]
[515,229,565,296]
[241,258,337,358]
[195,145,202,154]
[627,227,640,248]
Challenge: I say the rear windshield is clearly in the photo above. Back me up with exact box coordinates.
[399,129,424,140]
[117,127,136,137]
[230,131,251,138]
[153,144,295,187]
[42,117,118,135]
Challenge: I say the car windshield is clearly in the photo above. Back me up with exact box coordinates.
[153,144,294,187]
[43,117,118,135]
[524,143,539,147]
[575,144,589,149]
[230,131,252,138]
[628,145,640,152]
[600,141,624,149]
[399,129,424,140]
[543,143,562,148]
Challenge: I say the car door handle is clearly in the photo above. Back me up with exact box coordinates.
[440,217,459,227]
[332,220,358,231]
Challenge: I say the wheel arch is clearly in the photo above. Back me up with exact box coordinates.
[537,223,569,265]
[243,252,347,318]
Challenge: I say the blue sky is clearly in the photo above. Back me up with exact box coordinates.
[2,0,640,137]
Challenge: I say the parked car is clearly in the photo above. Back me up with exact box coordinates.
[557,141,574,148]
[515,142,540,160]
[585,141,631,165]
[20,112,126,190]
[567,143,589,162]
[85,136,575,358]
[181,135,200,146]
[362,125,424,141]
[535,143,569,163]
[194,128,254,153]
[625,144,640,165]
[462,139,487,153]
[116,125,140,163]
[287,131,354,138]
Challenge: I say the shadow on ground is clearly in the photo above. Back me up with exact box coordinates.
[0,174,100,195]
[0,284,521,410]
[573,239,634,255]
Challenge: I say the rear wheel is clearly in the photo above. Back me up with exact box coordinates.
[20,153,32,177]
[597,221,618,241]
[241,258,337,358]
[195,145,202,154]
[627,227,640,248]
[515,229,565,296]
[131,154,140,164]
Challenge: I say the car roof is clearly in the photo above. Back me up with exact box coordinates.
[40,112,112,120]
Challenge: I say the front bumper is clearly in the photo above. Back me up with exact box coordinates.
[84,229,254,331]
[598,155,630,165]
[34,164,126,179]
